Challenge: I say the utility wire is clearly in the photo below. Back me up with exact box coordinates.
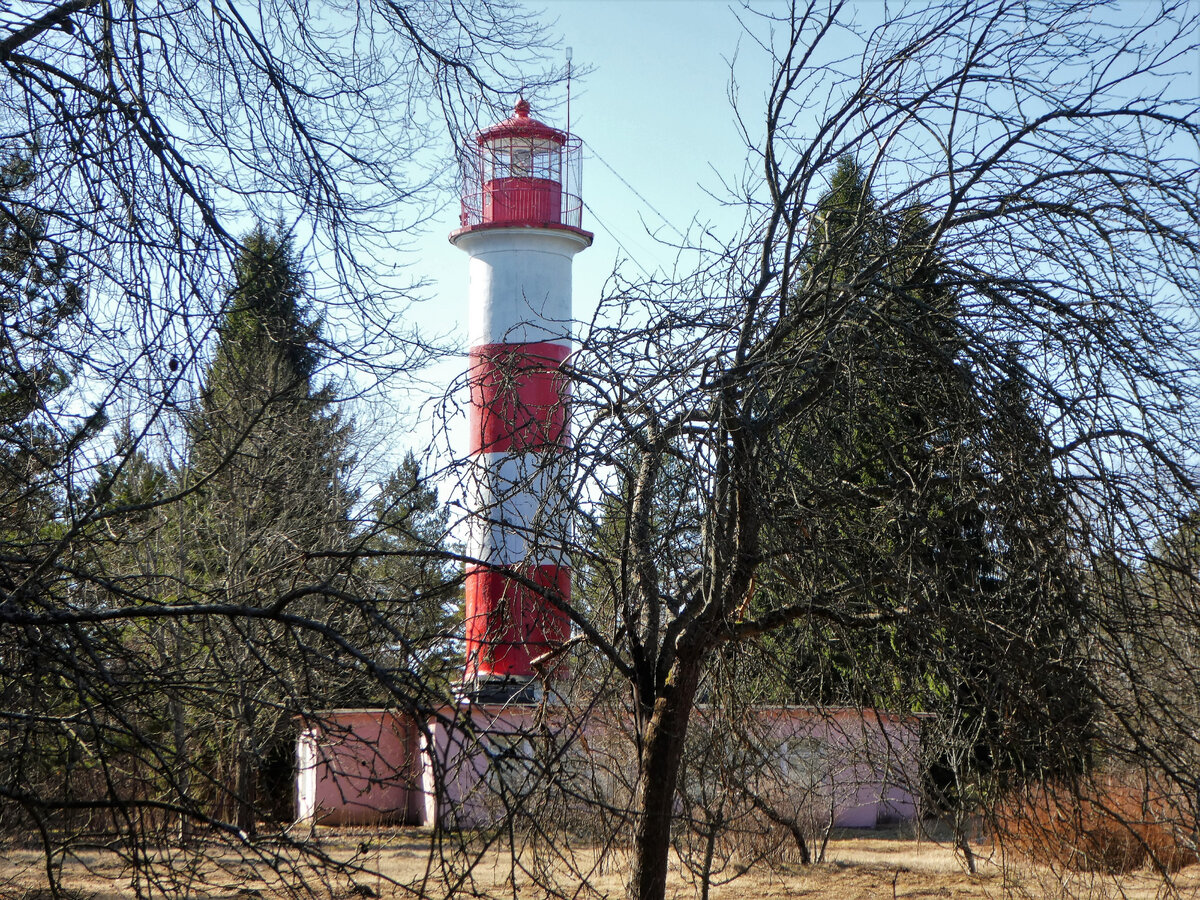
[583,139,686,241]
[582,200,657,281]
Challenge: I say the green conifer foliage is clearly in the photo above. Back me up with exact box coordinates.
[747,159,1091,788]
[0,150,104,838]
[0,150,91,541]
[182,224,358,831]
[352,451,462,699]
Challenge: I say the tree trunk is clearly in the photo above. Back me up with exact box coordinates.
[172,694,191,845]
[629,656,704,900]
[234,696,257,840]
[171,621,192,845]
[699,809,723,900]
[235,741,256,839]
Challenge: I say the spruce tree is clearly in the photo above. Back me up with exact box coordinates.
[352,451,461,699]
[184,224,357,832]
[749,158,981,705]
[749,159,1090,787]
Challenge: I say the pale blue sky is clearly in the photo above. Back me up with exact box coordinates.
[385,0,1199,510]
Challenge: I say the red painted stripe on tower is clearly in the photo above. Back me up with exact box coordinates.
[463,564,571,679]
[468,342,571,454]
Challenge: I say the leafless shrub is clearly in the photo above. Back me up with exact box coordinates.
[997,774,1198,875]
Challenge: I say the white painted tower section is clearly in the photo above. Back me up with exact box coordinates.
[460,230,584,346]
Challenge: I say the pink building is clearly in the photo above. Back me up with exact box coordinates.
[295,710,424,826]
[295,705,925,830]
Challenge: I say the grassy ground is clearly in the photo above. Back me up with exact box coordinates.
[2,825,1198,899]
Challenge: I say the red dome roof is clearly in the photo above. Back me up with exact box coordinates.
[476,98,567,146]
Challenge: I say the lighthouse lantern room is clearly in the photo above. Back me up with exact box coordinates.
[458,97,585,232]
[452,99,592,704]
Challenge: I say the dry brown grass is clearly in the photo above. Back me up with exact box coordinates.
[1,825,1199,899]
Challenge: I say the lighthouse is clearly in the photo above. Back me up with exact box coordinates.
[452,98,592,704]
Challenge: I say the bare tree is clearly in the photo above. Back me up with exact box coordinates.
[506,2,1200,897]
[0,0,558,892]
[4,0,1200,897]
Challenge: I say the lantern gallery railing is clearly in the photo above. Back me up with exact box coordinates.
[456,98,586,233]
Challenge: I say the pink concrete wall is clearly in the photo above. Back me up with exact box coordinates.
[298,704,926,831]
[417,704,925,830]
[298,710,420,825]
[419,704,541,828]
[732,707,924,829]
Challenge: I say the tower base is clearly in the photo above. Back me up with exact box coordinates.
[461,674,541,705]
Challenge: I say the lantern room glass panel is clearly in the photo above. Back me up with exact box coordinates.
[481,134,563,225]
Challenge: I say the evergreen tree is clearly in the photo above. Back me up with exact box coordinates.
[189,224,337,505]
[183,224,358,832]
[352,451,461,699]
[748,159,1091,788]
[0,149,94,565]
[971,351,1093,774]
[0,149,106,836]
[749,157,979,703]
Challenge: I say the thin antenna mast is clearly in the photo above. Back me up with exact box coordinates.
[565,47,573,138]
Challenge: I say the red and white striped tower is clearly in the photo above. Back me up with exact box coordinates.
[452,98,592,704]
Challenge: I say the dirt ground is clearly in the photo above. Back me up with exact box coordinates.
[3,825,1199,899]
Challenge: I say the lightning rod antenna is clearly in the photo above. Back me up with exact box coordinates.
[566,47,573,139]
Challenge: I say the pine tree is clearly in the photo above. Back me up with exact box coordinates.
[0,149,93,569]
[0,149,106,837]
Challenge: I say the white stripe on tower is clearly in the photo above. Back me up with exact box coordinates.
[451,98,591,703]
